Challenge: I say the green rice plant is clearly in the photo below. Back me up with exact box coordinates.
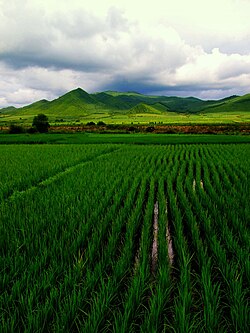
[140,178,172,332]
[81,179,148,332]
[185,149,249,332]
[197,148,250,277]
[112,179,155,333]
[164,167,195,332]
[0,143,249,332]
[0,144,118,201]
[199,147,250,248]
[177,151,223,332]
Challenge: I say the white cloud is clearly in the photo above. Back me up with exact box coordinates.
[0,0,250,107]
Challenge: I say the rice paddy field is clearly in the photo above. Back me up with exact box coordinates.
[0,141,249,332]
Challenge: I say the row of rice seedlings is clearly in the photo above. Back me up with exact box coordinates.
[198,148,250,264]
[197,179,249,285]
[185,151,249,332]
[83,178,139,270]
[199,145,249,283]
[77,150,154,272]
[206,147,247,204]
[210,144,249,186]
[1,153,126,271]
[112,148,177,332]
[1,144,249,332]
[0,144,117,200]
[193,152,250,291]
[112,178,156,333]
[81,150,169,331]
[165,158,196,333]
[54,176,144,332]
[193,149,249,250]
[0,148,123,326]
[140,178,172,332]
[209,145,250,228]
[202,146,249,219]
[178,149,223,332]
[0,149,146,330]
[23,150,160,330]
[209,238,249,332]
[81,149,167,331]
[139,147,184,332]
[80,177,149,332]
[185,145,249,331]
[134,148,182,331]
[78,171,150,325]
[200,146,250,244]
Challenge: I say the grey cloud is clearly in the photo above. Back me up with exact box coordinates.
[0,2,189,76]
[100,74,235,98]
[0,4,139,73]
[0,50,116,72]
[0,5,116,71]
[218,35,250,56]
[0,1,250,107]
[217,60,250,80]
[113,76,209,94]
[52,10,105,39]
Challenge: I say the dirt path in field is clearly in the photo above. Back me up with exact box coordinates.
[166,226,174,265]
[151,201,159,273]
[152,200,174,270]
[6,148,120,202]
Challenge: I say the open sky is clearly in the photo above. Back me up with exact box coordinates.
[0,0,250,107]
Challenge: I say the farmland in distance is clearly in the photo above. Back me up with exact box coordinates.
[0,142,249,332]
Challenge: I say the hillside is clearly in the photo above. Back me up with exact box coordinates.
[201,94,250,113]
[0,88,249,125]
[128,103,163,114]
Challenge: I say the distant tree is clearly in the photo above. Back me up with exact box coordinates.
[97,121,106,126]
[8,124,25,134]
[32,114,50,133]
[86,121,96,126]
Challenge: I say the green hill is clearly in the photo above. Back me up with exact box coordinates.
[0,88,249,125]
[22,99,50,112]
[0,106,16,113]
[201,94,250,113]
[14,88,103,117]
[129,103,163,114]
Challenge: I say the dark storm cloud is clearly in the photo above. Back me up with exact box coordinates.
[0,51,114,72]
[103,76,238,99]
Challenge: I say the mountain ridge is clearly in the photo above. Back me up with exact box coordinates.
[1,88,249,124]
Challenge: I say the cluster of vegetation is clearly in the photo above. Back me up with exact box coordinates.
[8,114,50,134]
[0,143,249,332]
[86,121,106,126]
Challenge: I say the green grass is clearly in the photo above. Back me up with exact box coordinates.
[1,110,249,126]
[1,133,250,145]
